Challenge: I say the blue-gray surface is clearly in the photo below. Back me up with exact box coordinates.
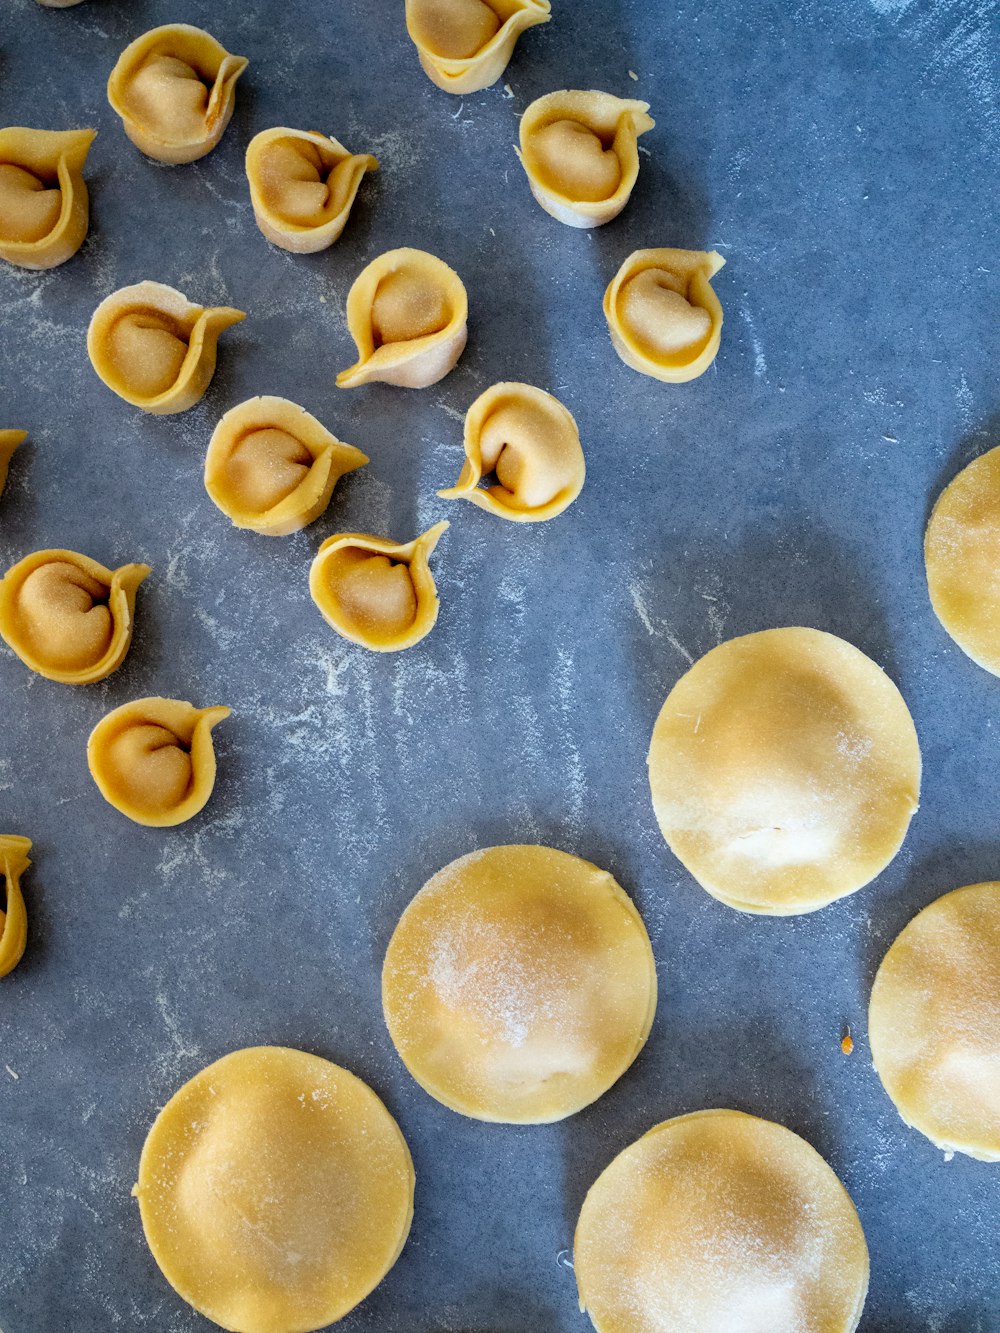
[1,0,999,1329]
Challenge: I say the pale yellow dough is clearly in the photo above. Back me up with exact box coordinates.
[134,1046,415,1333]
[35,1,87,7]
[869,882,1000,1161]
[0,836,32,979]
[648,628,921,914]
[406,0,550,94]
[337,248,468,389]
[604,248,725,383]
[0,431,27,500]
[438,382,585,521]
[0,549,149,684]
[574,1109,869,1333]
[108,24,247,164]
[309,522,448,652]
[0,128,95,270]
[382,845,657,1123]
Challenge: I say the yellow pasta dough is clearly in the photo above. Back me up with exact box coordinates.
[0,127,95,270]
[604,248,725,383]
[405,0,550,95]
[309,522,448,652]
[134,1046,415,1333]
[337,248,468,390]
[437,382,585,521]
[574,1110,869,1333]
[0,430,27,500]
[382,845,657,1123]
[0,836,32,979]
[88,281,245,415]
[0,549,149,684]
[88,697,231,827]
[517,90,654,228]
[35,1,87,7]
[107,24,247,165]
[648,628,921,914]
[869,882,1000,1161]
[205,397,368,536]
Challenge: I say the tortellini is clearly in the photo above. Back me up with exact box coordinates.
[405,0,551,95]
[310,521,449,652]
[88,281,245,414]
[0,127,95,270]
[604,247,726,383]
[0,549,150,684]
[107,24,248,165]
[438,382,584,521]
[88,697,231,827]
[245,128,378,254]
[0,836,32,980]
[0,431,27,500]
[517,90,654,228]
[337,248,468,390]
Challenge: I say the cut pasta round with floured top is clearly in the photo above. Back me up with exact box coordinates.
[0,128,95,270]
[382,845,657,1123]
[406,0,550,95]
[604,248,725,383]
[0,431,27,501]
[0,836,32,979]
[574,1109,869,1333]
[648,628,921,914]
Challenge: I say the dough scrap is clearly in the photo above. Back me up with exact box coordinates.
[134,1046,415,1333]
[0,127,95,270]
[382,845,657,1122]
[869,881,1000,1161]
[647,627,921,914]
[0,836,32,979]
[0,431,27,500]
[406,0,550,95]
[604,248,725,383]
[574,1109,869,1333]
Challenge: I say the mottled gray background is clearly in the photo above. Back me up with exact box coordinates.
[1,0,998,1328]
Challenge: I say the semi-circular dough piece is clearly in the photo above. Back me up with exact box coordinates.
[405,0,550,95]
[88,281,245,415]
[0,431,27,500]
[107,24,248,165]
[88,697,231,827]
[337,248,468,390]
[0,549,149,684]
[517,91,654,228]
[309,521,448,652]
[245,128,377,254]
[869,882,1000,1161]
[574,1109,869,1333]
[604,248,726,383]
[648,628,921,915]
[134,1046,415,1333]
[35,1,87,7]
[383,845,657,1123]
[437,382,584,521]
[0,836,32,979]
[205,397,368,536]
[0,128,95,270]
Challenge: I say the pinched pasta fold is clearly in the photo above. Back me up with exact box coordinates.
[405,0,550,94]
[604,248,725,383]
[0,431,27,500]
[0,836,31,979]
[0,127,96,269]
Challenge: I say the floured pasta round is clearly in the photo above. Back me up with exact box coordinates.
[870,882,1000,1161]
[107,24,247,164]
[0,549,150,684]
[438,382,585,521]
[604,248,726,383]
[88,281,245,414]
[517,90,654,228]
[648,628,921,914]
[337,248,468,389]
[310,522,448,652]
[406,0,550,95]
[246,128,378,253]
[134,1046,415,1333]
[382,845,657,1123]
[0,431,27,501]
[205,396,368,536]
[35,1,87,7]
[0,128,95,270]
[0,836,32,979]
[574,1109,869,1333]
[88,698,231,828]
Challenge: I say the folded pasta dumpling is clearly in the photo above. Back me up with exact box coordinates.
[517,90,654,228]
[337,248,468,389]
[0,127,95,270]
[438,382,584,521]
[0,549,150,684]
[0,836,31,979]
[0,431,27,500]
[605,248,725,383]
[246,128,377,254]
[88,281,245,415]
[405,0,550,95]
[310,521,449,651]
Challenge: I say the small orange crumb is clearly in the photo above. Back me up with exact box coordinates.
[841,1028,854,1056]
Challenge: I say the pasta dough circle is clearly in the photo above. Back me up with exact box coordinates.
[648,628,921,914]
[134,1046,415,1333]
[869,882,1000,1161]
[574,1109,869,1333]
[0,128,95,270]
[604,248,725,383]
[0,430,27,501]
[405,0,550,95]
[0,836,32,979]
[382,845,657,1122]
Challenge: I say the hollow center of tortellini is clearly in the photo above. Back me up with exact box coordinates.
[479,404,565,508]
[103,723,194,815]
[256,140,346,225]
[619,270,712,357]
[0,164,63,244]
[530,120,622,202]
[16,562,113,670]
[325,549,419,637]
[408,0,501,58]
[127,55,211,140]
[223,428,313,512]
[370,270,451,347]
[108,310,190,398]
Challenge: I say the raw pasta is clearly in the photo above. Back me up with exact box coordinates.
[0,127,95,269]
[604,247,725,382]
[406,0,550,95]
[0,836,32,979]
